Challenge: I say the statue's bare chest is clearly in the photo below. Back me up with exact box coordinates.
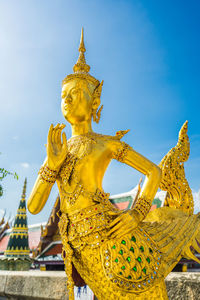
[57,134,108,187]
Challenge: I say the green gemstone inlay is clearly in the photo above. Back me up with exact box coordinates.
[137,256,142,263]
[149,248,153,253]
[146,257,150,263]
[131,236,136,242]
[140,246,144,252]
[130,247,134,253]
[142,268,146,274]
[138,276,142,280]
[112,245,116,249]
[122,266,125,270]
[121,240,126,245]
[119,272,122,275]
[119,250,123,255]
[128,275,132,279]
[133,266,137,272]
[127,257,131,262]
[115,258,119,263]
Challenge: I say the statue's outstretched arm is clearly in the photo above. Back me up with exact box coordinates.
[123,146,161,203]
[107,141,161,238]
[28,123,67,215]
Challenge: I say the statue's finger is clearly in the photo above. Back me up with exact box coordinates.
[53,124,60,144]
[55,129,62,145]
[47,124,53,146]
[54,123,60,130]
[62,132,67,148]
[114,226,133,239]
[52,128,56,144]
[109,216,122,228]
[107,210,120,216]
[106,222,121,237]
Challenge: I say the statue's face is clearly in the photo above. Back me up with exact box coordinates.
[61,79,95,124]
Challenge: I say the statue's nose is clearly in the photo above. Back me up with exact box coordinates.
[65,97,72,104]
[65,96,72,104]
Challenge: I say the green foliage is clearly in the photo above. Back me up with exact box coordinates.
[0,168,18,181]
[0,153,19,197]
[0,185,2,197]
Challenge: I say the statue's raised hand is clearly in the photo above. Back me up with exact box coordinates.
[46,123,68,171]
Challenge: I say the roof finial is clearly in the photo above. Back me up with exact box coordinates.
[22,177,27,199]
[73,27,90,73]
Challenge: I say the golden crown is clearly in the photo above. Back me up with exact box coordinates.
[62,28,100,88]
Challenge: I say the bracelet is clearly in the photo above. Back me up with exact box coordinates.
[39,165,58,183]
[112,142,131,163]
[133,196,152,219]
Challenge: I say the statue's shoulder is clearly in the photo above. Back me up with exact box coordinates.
[92,130,130,142]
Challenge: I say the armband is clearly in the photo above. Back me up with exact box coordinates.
[112,142,131,163]
[39,165,58,183]
[133,196,152,219]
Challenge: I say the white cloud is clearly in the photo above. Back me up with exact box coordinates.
[193,189,200,214]
[21,162,30,168]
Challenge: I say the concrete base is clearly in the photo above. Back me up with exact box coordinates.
[0,271,200,299]
[166,272,200,300]
[0,271,68,300]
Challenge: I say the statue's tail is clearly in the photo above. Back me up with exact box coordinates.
[158,121,194,215]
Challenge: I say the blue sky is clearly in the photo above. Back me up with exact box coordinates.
[0,0,199,224]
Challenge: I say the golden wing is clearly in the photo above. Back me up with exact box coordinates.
[159,121,194,215]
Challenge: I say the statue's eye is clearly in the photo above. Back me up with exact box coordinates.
[71,88,79,95]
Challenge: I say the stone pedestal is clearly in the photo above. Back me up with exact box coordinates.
[0,271,200,299]
[166,272,200,300]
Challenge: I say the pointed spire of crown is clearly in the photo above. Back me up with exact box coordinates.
[62,28,100,87]
[79,27,86,53]
[73,27,91,74]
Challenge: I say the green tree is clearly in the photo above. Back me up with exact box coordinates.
[0,152,18,197]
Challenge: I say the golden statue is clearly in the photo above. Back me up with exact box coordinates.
[28,29,200,300]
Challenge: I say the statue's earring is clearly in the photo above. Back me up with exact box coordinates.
[92,108,97,123]
[92,81,104,124]
[96,105,103,123]
[92,105,103,124]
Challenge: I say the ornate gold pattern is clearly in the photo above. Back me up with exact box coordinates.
[159,121,194,215]
[101,229,162,293]
[112,142,132,163]
[39,165,58,183]
[58,213,74,300]
[133,196,152,218]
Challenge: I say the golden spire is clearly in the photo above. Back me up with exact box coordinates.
[79,27,86,53]
[73,28,90,73]
[62,28,100,87]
